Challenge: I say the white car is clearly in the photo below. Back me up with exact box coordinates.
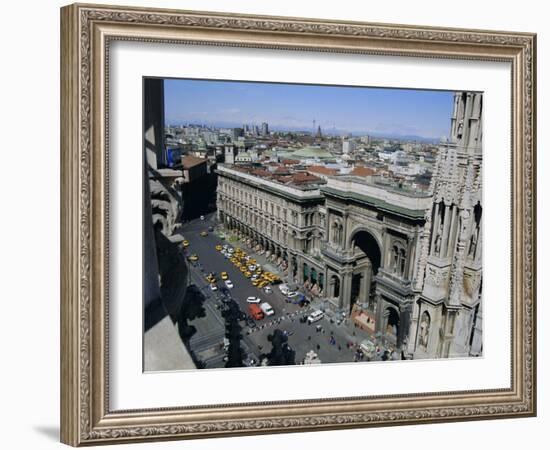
[210,284,218,291]
[260,302,274,316]
[286,291,299,298]
[307,310,324,324]
[200,215,205,220]
[263,286,273,294]
[225,280,234,289]
[248,265,257,272]
[278,284,290,295]
[246,296,261,304]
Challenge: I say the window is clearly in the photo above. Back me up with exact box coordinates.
[392,242,407,277]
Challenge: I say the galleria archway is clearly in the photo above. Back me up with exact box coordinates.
[349,230,382,311]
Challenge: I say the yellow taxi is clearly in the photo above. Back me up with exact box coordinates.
[188,254,199,262]
[200,231,208,237]
[249,258,257,265]
[240,266,247,273]
[258,280,268,289]
[251,279,259,286]
[215,245,222,251]
[221,272,228,280]
[182,240,189,247]
[206,274,216,283]
[244,271,252,278]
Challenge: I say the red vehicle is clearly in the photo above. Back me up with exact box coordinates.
[248,303,264,320]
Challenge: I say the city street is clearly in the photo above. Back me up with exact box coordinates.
[178,213,377,369]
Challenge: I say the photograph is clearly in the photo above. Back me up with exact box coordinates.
[56,2,536,446]
[143,79,484,371]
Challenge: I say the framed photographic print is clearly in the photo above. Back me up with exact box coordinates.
[60,3,537,446]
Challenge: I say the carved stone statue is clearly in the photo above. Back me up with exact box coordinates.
[434,233,441,254]
[468,229,478,257]
[419,314,430,348]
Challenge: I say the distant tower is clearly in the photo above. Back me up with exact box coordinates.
[261,122,269,136]
[224,144,236,165]
[407,92,483,360]
[316,125,322,138]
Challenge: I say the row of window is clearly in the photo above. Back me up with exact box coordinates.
[219,180,325,228]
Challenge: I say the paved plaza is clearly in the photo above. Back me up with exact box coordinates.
[176,213,393,369]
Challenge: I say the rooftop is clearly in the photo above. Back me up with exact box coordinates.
[350,166,377,177]
[181,155,207,169]
[307,165,339,176]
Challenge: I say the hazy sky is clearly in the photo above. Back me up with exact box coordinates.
[164,78,455,139]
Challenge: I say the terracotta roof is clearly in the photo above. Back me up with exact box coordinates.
[350,166,377,177]
[181,155,206,169]
[291,172,323,184]
[281,158,300,165]
[251,169,271,178]
[274,166,291,175]
[307,165,338,176]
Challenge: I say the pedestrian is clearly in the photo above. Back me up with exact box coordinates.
[316,344,321,350]
[338,345,342,351]
[307,336,311,341]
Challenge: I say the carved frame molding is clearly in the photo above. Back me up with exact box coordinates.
[61,3,536,446]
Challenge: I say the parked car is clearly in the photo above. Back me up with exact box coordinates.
[278,284,290,295]
[260,302,274,316]
[246,296,261,304]
[210,284,218,292]
[248,303,264,320]
[200,215,205,220]
[263,286,273,294]
[307,310,324,324]
[286,291,299,298]
[200,231,208,237]
[224,280,234,289]
[221,272,229,280]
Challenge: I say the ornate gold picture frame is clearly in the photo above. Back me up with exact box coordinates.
[60,3,536,446]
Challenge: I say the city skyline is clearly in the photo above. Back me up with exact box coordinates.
[164,78,456,141]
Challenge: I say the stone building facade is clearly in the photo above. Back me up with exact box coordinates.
[216,91,483,360]
[406,92,483,359]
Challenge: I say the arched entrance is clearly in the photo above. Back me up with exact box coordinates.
[385,307,400,342]
[350,230,381,272]
[349,230,382,311]
[330,275,340,299]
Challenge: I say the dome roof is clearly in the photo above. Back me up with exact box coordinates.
[289,146,334,159]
